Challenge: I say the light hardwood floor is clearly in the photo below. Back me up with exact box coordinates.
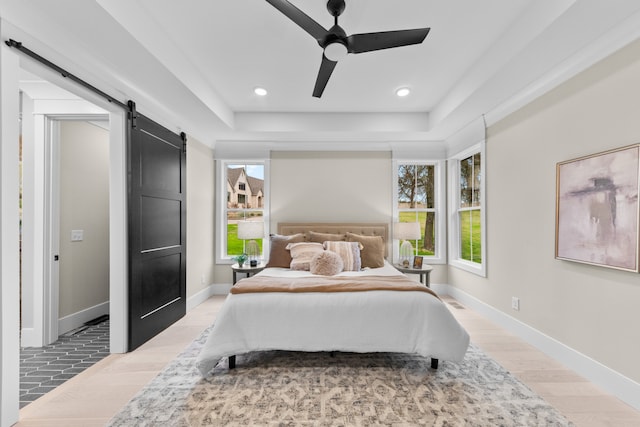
[16,295,640,426]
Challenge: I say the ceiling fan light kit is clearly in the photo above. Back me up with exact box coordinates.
[266,0,430,98]
[324,42,348,62]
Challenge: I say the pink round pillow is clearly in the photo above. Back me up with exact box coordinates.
[310,251,343,276]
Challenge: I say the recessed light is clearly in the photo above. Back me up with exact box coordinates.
[396,87,411,97]
[254,87,268,96]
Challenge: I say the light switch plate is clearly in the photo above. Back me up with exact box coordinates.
[71,229,84,242]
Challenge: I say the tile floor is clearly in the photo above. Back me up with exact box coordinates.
[19,319,110,408]
[15,296,640,427]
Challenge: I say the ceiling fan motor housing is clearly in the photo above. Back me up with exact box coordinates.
[320,25,347,49]
[327,0,346,17]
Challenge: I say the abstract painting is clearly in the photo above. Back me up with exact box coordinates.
[556,144,640,272]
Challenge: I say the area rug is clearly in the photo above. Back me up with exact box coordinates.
[107,329,574,426]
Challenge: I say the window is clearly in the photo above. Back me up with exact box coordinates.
[448,143,486,276]
[393,161,446,263]
[459,153,482,262]
[219,161,268,261]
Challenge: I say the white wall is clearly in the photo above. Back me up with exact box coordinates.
[449,38,640,384]
[186,137,215,299]
[270,151,392,224]
[58,121,109,327]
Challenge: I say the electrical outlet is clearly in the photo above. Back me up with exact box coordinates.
[201,274,205,285]
[511,297,520,311]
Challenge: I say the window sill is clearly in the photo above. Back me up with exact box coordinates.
[449,259,486,277]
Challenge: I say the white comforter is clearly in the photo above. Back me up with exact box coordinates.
[196,262,470,376]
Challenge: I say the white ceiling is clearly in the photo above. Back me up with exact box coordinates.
[4,0,640,149]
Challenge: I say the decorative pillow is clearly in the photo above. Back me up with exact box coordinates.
[346,232,385,268]
[323,241,363,271]
[307,231,346,243]
[265,233,305,268]
[286,242,325,271]
[310,251,343,276]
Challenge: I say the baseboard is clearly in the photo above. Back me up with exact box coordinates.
[440,284,640,412]
[58,301,109,335]
[20,328,38,348]
[186,283,231,311]
[210,283,232,295]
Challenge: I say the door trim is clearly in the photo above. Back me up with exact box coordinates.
[21,109,127,352]
[43,117,59,344]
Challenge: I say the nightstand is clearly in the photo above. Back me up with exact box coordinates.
[231,263,265,284]
[394,264,434,287]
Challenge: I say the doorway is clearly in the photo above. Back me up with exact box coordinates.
[16,67,128,352]
[19,80,112,346]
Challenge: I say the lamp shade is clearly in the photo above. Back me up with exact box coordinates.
[393,222,421,240]
[237,221,264,240]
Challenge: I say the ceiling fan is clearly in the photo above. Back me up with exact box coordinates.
[266,0,430,98]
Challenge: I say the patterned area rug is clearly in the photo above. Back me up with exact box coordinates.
[108,329,573,426]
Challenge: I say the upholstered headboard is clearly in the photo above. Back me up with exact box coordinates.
[277,222,389,257]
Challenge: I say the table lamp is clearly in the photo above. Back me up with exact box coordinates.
[393,222,421,267]
[237,221,264,267]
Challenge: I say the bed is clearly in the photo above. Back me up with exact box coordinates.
[196,223,470,376]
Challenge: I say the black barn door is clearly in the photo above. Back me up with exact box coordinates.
[128,102,186,350]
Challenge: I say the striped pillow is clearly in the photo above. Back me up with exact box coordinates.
[323,241,363,271]
[286,242,324,271]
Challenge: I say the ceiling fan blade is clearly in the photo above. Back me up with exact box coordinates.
[312,55,338,98]
[347,28,430,53]
[266,0,328,41]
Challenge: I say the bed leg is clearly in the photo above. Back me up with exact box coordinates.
[228,355,236,369]
[431,358,439,369]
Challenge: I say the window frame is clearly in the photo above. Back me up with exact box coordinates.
[217,159,270,264]
[448,142,486,276]
[392,159,446,264]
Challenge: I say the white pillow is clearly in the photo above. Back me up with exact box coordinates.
[286,242,324,271]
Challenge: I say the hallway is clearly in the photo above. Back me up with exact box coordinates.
[20,318,109,408]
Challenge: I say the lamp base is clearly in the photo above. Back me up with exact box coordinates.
[399,240,414,266]
[246,240,260,267]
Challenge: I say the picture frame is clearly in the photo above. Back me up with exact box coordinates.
[413,256,423,269]
[555,144,640,272]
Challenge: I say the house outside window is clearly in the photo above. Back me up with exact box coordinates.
[220,162,267,260]
[448,143,486,276]
[393,160,446,264]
